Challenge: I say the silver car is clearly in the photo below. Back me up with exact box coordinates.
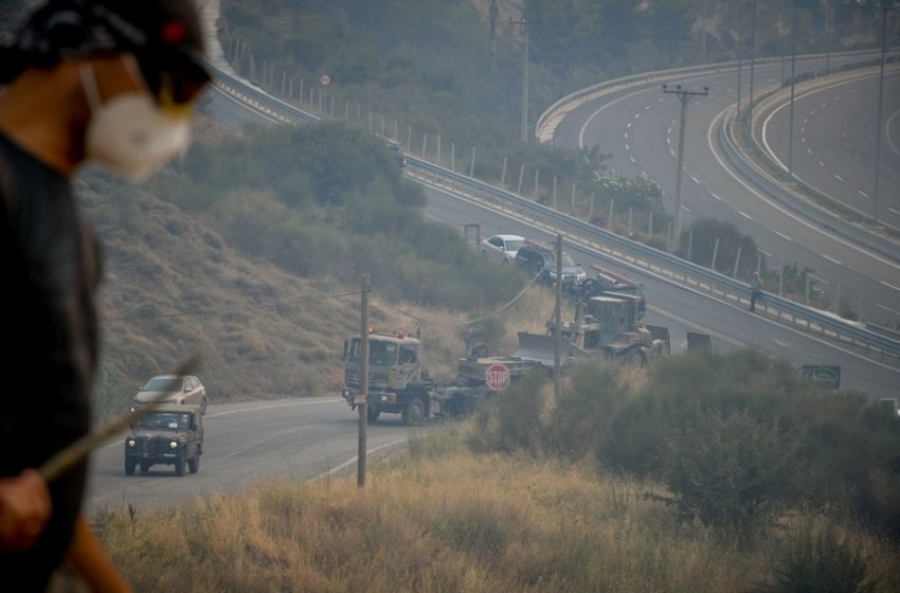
[480,234,526,264]
[132,375,208,415]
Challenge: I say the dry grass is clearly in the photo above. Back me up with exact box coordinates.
[95,425,900,593]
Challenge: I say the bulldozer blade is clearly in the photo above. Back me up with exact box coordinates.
[515,332,572,367]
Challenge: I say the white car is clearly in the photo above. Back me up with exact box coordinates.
[480,234,525,264]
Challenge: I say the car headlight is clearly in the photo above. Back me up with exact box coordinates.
[169,441,179,449]
[127,439,136,447]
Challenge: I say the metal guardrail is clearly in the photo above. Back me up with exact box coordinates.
[207,62,900,361]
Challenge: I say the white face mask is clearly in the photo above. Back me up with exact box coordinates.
[80,61,191,180]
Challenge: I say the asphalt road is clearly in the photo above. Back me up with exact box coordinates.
[548,58,900,327]
[86,398,423,514]
[761,66,900,229]
[84,58,900,511]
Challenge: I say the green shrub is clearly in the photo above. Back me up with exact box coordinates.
[753,521,876,593]
[664,408,800,539]
[466,369,548,457]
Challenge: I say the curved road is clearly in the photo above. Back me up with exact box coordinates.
[761,67,900,230]
[549,59,900,326]
[85,62,900,512]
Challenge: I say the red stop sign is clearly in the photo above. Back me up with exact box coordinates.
[485,363,511,391]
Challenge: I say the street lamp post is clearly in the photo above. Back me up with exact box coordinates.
[662,84,710,250]
[845,1,900,224]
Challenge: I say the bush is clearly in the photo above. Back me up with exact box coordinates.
[466,369,548,457]
[754,521,876,593]
[665,408,800,539]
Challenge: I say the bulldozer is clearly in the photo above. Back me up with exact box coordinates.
[514,293,669,369]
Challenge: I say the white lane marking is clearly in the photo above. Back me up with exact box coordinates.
[624,132,629,140]
[889,207,900,216]
[670,149,676,157]
[711,193,722,201]
[658,97,665,103]
[833,174,844,182]
[858,190,869,198]
[876,303,900,316]
[634,113,640,119]
[644,105,651,110]
[629,156,636,163]
[822,254,842,265]
[772,339,788,347]
[881,281,900,292]
[886,108,900,159]
[738,211,752,220]
[627,121,632,128]
[807,147,813,154]
[819,161,826,167]
[681,205,691,212]
[625,143,630,151]
[690,175,700,184]
[810,109,816,115]
[774,230,793,242]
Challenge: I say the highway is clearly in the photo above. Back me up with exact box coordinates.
[85,57,900,512]
[760,66,900,230]
[547,59,900,328]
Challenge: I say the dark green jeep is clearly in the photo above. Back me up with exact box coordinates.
[124,403,204,477]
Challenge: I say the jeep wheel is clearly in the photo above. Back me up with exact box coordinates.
[140,461,151,474]
[367,404,381,423]
[124,458,136,476]
[174,452,185,477]
[402,396,426,426]
[188,453,200,474]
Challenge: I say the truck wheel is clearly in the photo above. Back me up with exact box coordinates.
[174,452,185,477]
[367,405,381,423]
[402,396,426,426]
[140,461,151,474]
[188,453,200,474]
[125,458,136,476]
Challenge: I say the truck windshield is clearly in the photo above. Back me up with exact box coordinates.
[136,412,190,431]
[347,339,399,366]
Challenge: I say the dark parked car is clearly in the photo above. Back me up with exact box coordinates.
[514,242,586,289]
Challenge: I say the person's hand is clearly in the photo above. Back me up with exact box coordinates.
[0,469,51,552]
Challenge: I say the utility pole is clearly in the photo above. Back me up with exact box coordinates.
[662,84,709,250]
[511,15,529,142]
[554,234,562,399]
[748,0,757,130]
[737,0,744,119]
[845,0,899,224]
[489,0,498,74]
[357,275,370,488]
[788,0,798,180]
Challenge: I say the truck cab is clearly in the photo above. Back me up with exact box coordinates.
[341,330,430,424]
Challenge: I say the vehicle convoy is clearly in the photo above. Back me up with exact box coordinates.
[124,404,203,477]
[340,329,541,425]
[341,296,669,424]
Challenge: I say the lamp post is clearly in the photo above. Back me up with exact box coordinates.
[662,84,710,250]
[845,1,900,224]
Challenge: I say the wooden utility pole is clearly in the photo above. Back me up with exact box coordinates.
[554,234,562,399]
[357,275,370,487]
[662,84,709,250]
[510,16,529,142]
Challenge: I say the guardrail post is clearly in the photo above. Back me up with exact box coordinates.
[517,163,524,194]
[501,156,508,186]
[733,246,742,278]
[469,146,476,177]
[406,125,411,149]
[571,182,576,211]
[589,192,594,219]
[649,212,654,236]
[437,135,442,164]
[608,199,614,230]
[628,207,633,235]
[534,169,540,199]
[423,133,428,158]
[552,176,557,209]
[451,142,456,172]
[711,237,719,271]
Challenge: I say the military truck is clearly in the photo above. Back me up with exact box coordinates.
[124,403,203,477]
[340,329,540,425]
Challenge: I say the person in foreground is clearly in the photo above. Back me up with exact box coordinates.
[0,1,210,590]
